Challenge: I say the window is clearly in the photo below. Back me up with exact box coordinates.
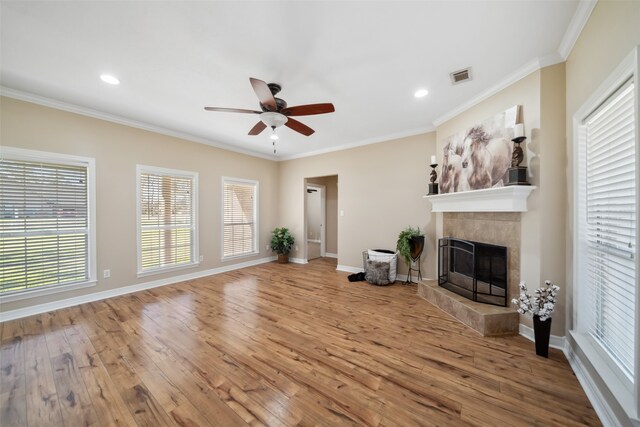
[0,147,96,299]
[222,178,258,259]
[573,47,638,416]
[137,166,198,275]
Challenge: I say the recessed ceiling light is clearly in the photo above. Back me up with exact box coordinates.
[414,89,429,98]
[100,74,120,85]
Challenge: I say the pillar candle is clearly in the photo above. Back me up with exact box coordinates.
[514,123,525,138]
[430,155,437,165]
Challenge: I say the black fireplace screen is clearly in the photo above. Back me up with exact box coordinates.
[438,237,507,306]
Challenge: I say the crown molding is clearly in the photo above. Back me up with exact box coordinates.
[432,58,545,127]
[278,124,435,161]
[557,0,597,60]
[0,87,276,161]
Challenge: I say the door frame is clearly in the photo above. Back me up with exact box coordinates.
[305,183,326,258]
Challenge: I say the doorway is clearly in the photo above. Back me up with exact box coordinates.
[306,184,325,260]
[305,175,338,262]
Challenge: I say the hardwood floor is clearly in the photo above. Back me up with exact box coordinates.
[1,258,600,426]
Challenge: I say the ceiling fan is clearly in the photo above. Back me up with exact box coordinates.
[204,77,335,137]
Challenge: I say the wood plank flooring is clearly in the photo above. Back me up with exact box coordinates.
[1,258,601,426]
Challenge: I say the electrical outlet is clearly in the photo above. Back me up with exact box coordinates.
[295,245,298,251]
[266,244,270,251]
[199,255,204,262]
[103,269,111,279]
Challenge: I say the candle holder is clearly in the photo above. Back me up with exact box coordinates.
[506,136,530,186]
[428,163,439,195]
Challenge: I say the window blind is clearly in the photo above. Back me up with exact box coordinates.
[139,170,195,272]
[223,180,257,258]
[583,79,636,378]
[0,159,89,293]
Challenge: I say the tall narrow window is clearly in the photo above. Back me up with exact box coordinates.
[573,47,638,417]
[137,166,198,275]
[0,148,95,297]
[583,79,636,378]
[222,178,258,259]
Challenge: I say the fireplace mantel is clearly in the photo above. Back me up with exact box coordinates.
[423,186,536,212]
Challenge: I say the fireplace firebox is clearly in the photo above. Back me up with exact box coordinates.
[438,237,508,306]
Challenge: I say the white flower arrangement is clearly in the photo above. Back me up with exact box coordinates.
[511,280,560,321]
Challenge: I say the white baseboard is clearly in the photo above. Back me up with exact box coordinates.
[289,257,307,264]
[336,264,361,273]
[518,323,565,350]
[325,252,338,259]
[0,256,277,322]
[563,342,625,427]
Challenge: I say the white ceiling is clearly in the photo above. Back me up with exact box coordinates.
[1,1,583,160]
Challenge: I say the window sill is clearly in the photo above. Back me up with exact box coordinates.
[221,251,260,262]
[137,262,200,278]
[0,280,97,303]
[570,330,637,420]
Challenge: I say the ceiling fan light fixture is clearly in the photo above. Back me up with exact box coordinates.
[260,111,288,128]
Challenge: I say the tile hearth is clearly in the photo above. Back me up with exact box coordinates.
[417,280,519,336]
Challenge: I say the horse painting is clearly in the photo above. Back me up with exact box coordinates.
[440,106,519,193]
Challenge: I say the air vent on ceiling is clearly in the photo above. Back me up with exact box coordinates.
[450,67,472,85]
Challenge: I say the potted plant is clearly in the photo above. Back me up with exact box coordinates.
[270,227,295,264]
[396,226,424,266]
[512,280,560,358]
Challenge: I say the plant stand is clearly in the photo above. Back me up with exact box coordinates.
[404,236,425,284]
[405,254,422,284]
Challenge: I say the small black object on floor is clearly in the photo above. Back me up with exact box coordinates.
[347,272,366,282]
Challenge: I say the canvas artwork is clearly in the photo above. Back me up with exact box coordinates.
[441,105,520,193]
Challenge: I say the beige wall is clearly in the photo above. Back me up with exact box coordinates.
[307,175,338,255]
[435,66,567,336]
[280,133,438,278]
[1,97,279,312]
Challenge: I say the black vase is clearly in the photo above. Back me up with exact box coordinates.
[533,315,552,358]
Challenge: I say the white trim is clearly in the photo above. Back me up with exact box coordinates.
[424,186,536,212]
[221,176,259,261]
[325,252,338,259]
[557,0,598,60]
[136,165,199,276]
[433,58,547,127]
[289,257,308,264]
[563,341,634,427]
[518,323,566,350]
[337,264,361,274]
[0,256,277,323]
[0,147,97,299]
[278,124,435,161]
[0,87,275,161]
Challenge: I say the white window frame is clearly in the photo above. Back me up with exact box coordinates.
[221,177,259,261]
[0,147,97,302]
[136,165,199,277]
[571,46,640,421]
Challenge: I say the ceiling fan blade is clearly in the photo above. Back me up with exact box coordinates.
[281,103,335,116]
[285,118,315,136]
[248,121,267,136]
[204,107,261,114]
[249,77,277,111]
